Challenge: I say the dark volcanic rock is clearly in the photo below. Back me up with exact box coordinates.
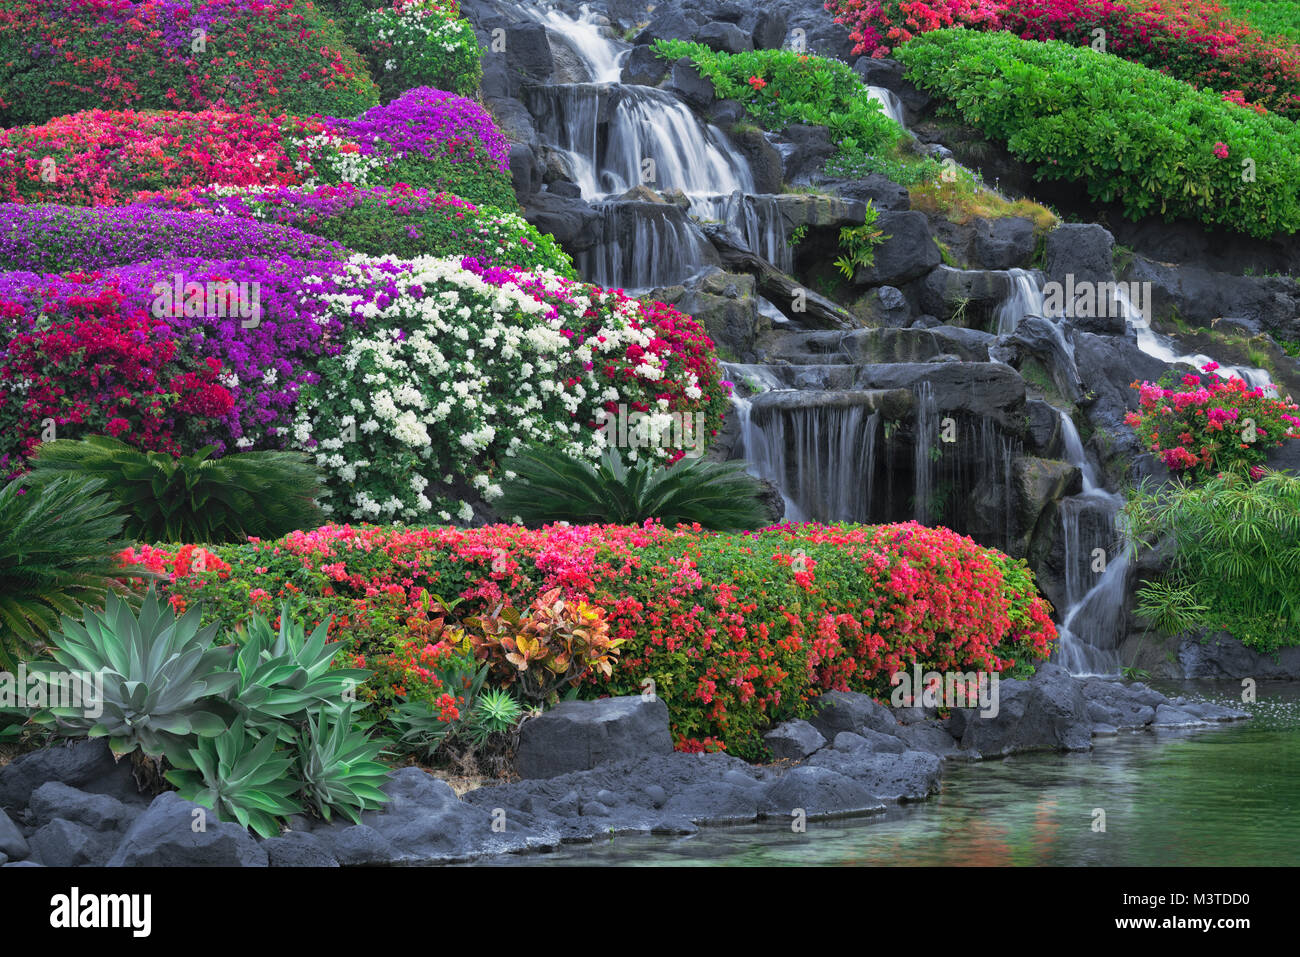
[759,766,884,818]
[852,211,941,286]
[0,739,141,813]
[515,695,674,779]
[806,748,943,801]
[764,719,828,760]
[28,819,116,867]
[0,809,28,860]
[108,792,269,867]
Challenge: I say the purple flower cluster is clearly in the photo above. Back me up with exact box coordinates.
[0,256,409,454]
[338,88,510,172]
[0,203,347,273]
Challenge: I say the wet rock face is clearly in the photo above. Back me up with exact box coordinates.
[515,696,675,779]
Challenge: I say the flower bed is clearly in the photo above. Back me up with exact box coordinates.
[292,257,730,523]
[829,0,1300,118]
[0,256,728,506]
[0,0,379,125]
[119,521,1057,759]
[893,29,1300,238]
[0,87,513,209]
[0,203,347,272]
[137,183,574,275]
[1126,363,1300,475]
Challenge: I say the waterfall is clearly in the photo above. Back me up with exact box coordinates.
[1054,408,1125,675]
[912,381,936,525]
[692,193,791,271]
[995,268,1045,335]
[525,3,627,83]
[866,86,906,127]
[576,202,717,291]
[1112,287,1275,391]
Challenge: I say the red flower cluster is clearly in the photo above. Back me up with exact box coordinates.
[119,520,1057,759]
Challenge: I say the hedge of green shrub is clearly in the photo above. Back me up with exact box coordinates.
[894,28,1300,238]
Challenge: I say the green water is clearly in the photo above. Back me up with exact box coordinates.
[481,681,1300,866]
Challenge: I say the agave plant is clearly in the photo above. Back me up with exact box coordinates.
[0,475,132,669]
[495,445,771,530]
[25,589,237,760]
[24,435,326,544]
[462,687,523,748]
[229,605,370,742]
[297,705,391,824]
[164,716,304,839]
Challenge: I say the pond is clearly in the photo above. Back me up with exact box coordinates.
[472,680,1300,866]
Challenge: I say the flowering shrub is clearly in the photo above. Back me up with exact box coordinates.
[0,203,346,273]
[356,0,483,98]
[0,287,236,474]
[0,0,379,124]
[1125,362,1300,475]
[0,257,372,459]
[335,87,516,210]
[653,41,904,178]
[138,183,574,275]
[0,88,513,209]
[829,0,1300,118]
[121,521,1057,758]
[894,30,1300,237]
[291,257,729,523]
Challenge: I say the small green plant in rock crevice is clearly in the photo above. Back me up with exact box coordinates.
[835,203,890,278]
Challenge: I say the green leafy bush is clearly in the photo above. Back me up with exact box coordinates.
[0,476,131,669]
[1224,0,1300,43]
[357,0,483,99]
[25,436,326,545]
[894,28,1300,238]
[1125,469,1300,652]
[653,40,905,180]
[496,445,771,530]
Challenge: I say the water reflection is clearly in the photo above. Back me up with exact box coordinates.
[469,682,1299,867]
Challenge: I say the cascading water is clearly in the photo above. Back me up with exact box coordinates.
[1053,410,1126,675]
[912,381,937,524]
[866,86,906,127]
[521,5,786,289]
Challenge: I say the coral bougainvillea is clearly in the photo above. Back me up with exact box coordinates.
[119,521,1057,758]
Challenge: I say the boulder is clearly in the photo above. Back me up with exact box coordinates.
[727,127,784,194]
[1043,223,1115,287]
[809,690,900,740]
[696,21,753,53]
[668,58,716,112]
[754,9,789,49]
[948,664,1093,756]
[28,782,135,832]
[621,43,668,86]
[852,211,941,287]
[633,10,699,46]
[973,217,1038,270]
[813,172,911,211]
[107,792,269,867]
[1177,632,1300,679]
[917,265,1009,327]
[0,739,140,813]
[262,831,340,867]
[832,729,906,754]
[758,766,884,818]
[0,808,28,861]
[28,819,116,867]
[515,696,674,779]
[806,748,943,801]
[763,719,828,760]
[781,124,835,183]
[520,191,602,254]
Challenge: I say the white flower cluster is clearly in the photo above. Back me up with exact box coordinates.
[292,255,672,525]
[364,1,479,61]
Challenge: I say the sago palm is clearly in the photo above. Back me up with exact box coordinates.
[0,475,131,669]
[24,435,326,544]
[496,445,771,531]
